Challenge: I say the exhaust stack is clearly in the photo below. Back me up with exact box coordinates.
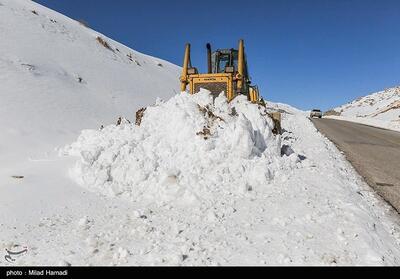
[206,43,212,74]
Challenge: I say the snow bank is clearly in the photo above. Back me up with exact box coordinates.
[324,115,400,132]
[64,91,298,204]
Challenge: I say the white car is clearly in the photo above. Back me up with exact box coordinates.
[310,109,322,118]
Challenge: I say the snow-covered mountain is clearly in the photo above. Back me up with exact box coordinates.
[0,0,180,171]
[327,86,400,131]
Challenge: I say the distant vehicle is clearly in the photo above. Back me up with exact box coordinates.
[310,109,322,118]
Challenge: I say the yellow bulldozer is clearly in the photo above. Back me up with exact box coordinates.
[179,39,281,134]
[180,39,260,103]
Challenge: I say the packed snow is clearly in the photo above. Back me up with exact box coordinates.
[62,91,296,204]
[2,0,400,267]
[326,86,400,132]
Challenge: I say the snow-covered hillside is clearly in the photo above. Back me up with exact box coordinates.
[0,0,180,173]
[327,86,400,131]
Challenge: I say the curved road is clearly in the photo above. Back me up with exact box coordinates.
[311,118,400,212]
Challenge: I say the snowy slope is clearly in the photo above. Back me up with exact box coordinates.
[0,0,180,174]
[327,86,400,131]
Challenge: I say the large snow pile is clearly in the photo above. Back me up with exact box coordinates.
[64,91,298,204]
[327,86,400,131]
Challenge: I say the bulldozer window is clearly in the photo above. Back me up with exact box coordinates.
[211,50,239,73]
[232,51,238,73]
[216,52,239,73]
[217,54,230,73]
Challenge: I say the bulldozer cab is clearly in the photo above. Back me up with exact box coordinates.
[180,40,259,103]
[212,50,231,73]
[211,49,238,73]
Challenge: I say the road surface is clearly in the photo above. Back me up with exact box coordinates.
[311,118,400,212]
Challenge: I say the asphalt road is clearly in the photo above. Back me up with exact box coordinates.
[311,118,400,212]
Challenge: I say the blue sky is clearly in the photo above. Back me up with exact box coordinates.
[34,0,400,110]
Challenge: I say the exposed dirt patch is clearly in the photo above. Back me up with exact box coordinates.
[324,110,341,116]
[135,108,146,126]
[197,104,224,122]
[96,36,114,52]
[196,126,211,140]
